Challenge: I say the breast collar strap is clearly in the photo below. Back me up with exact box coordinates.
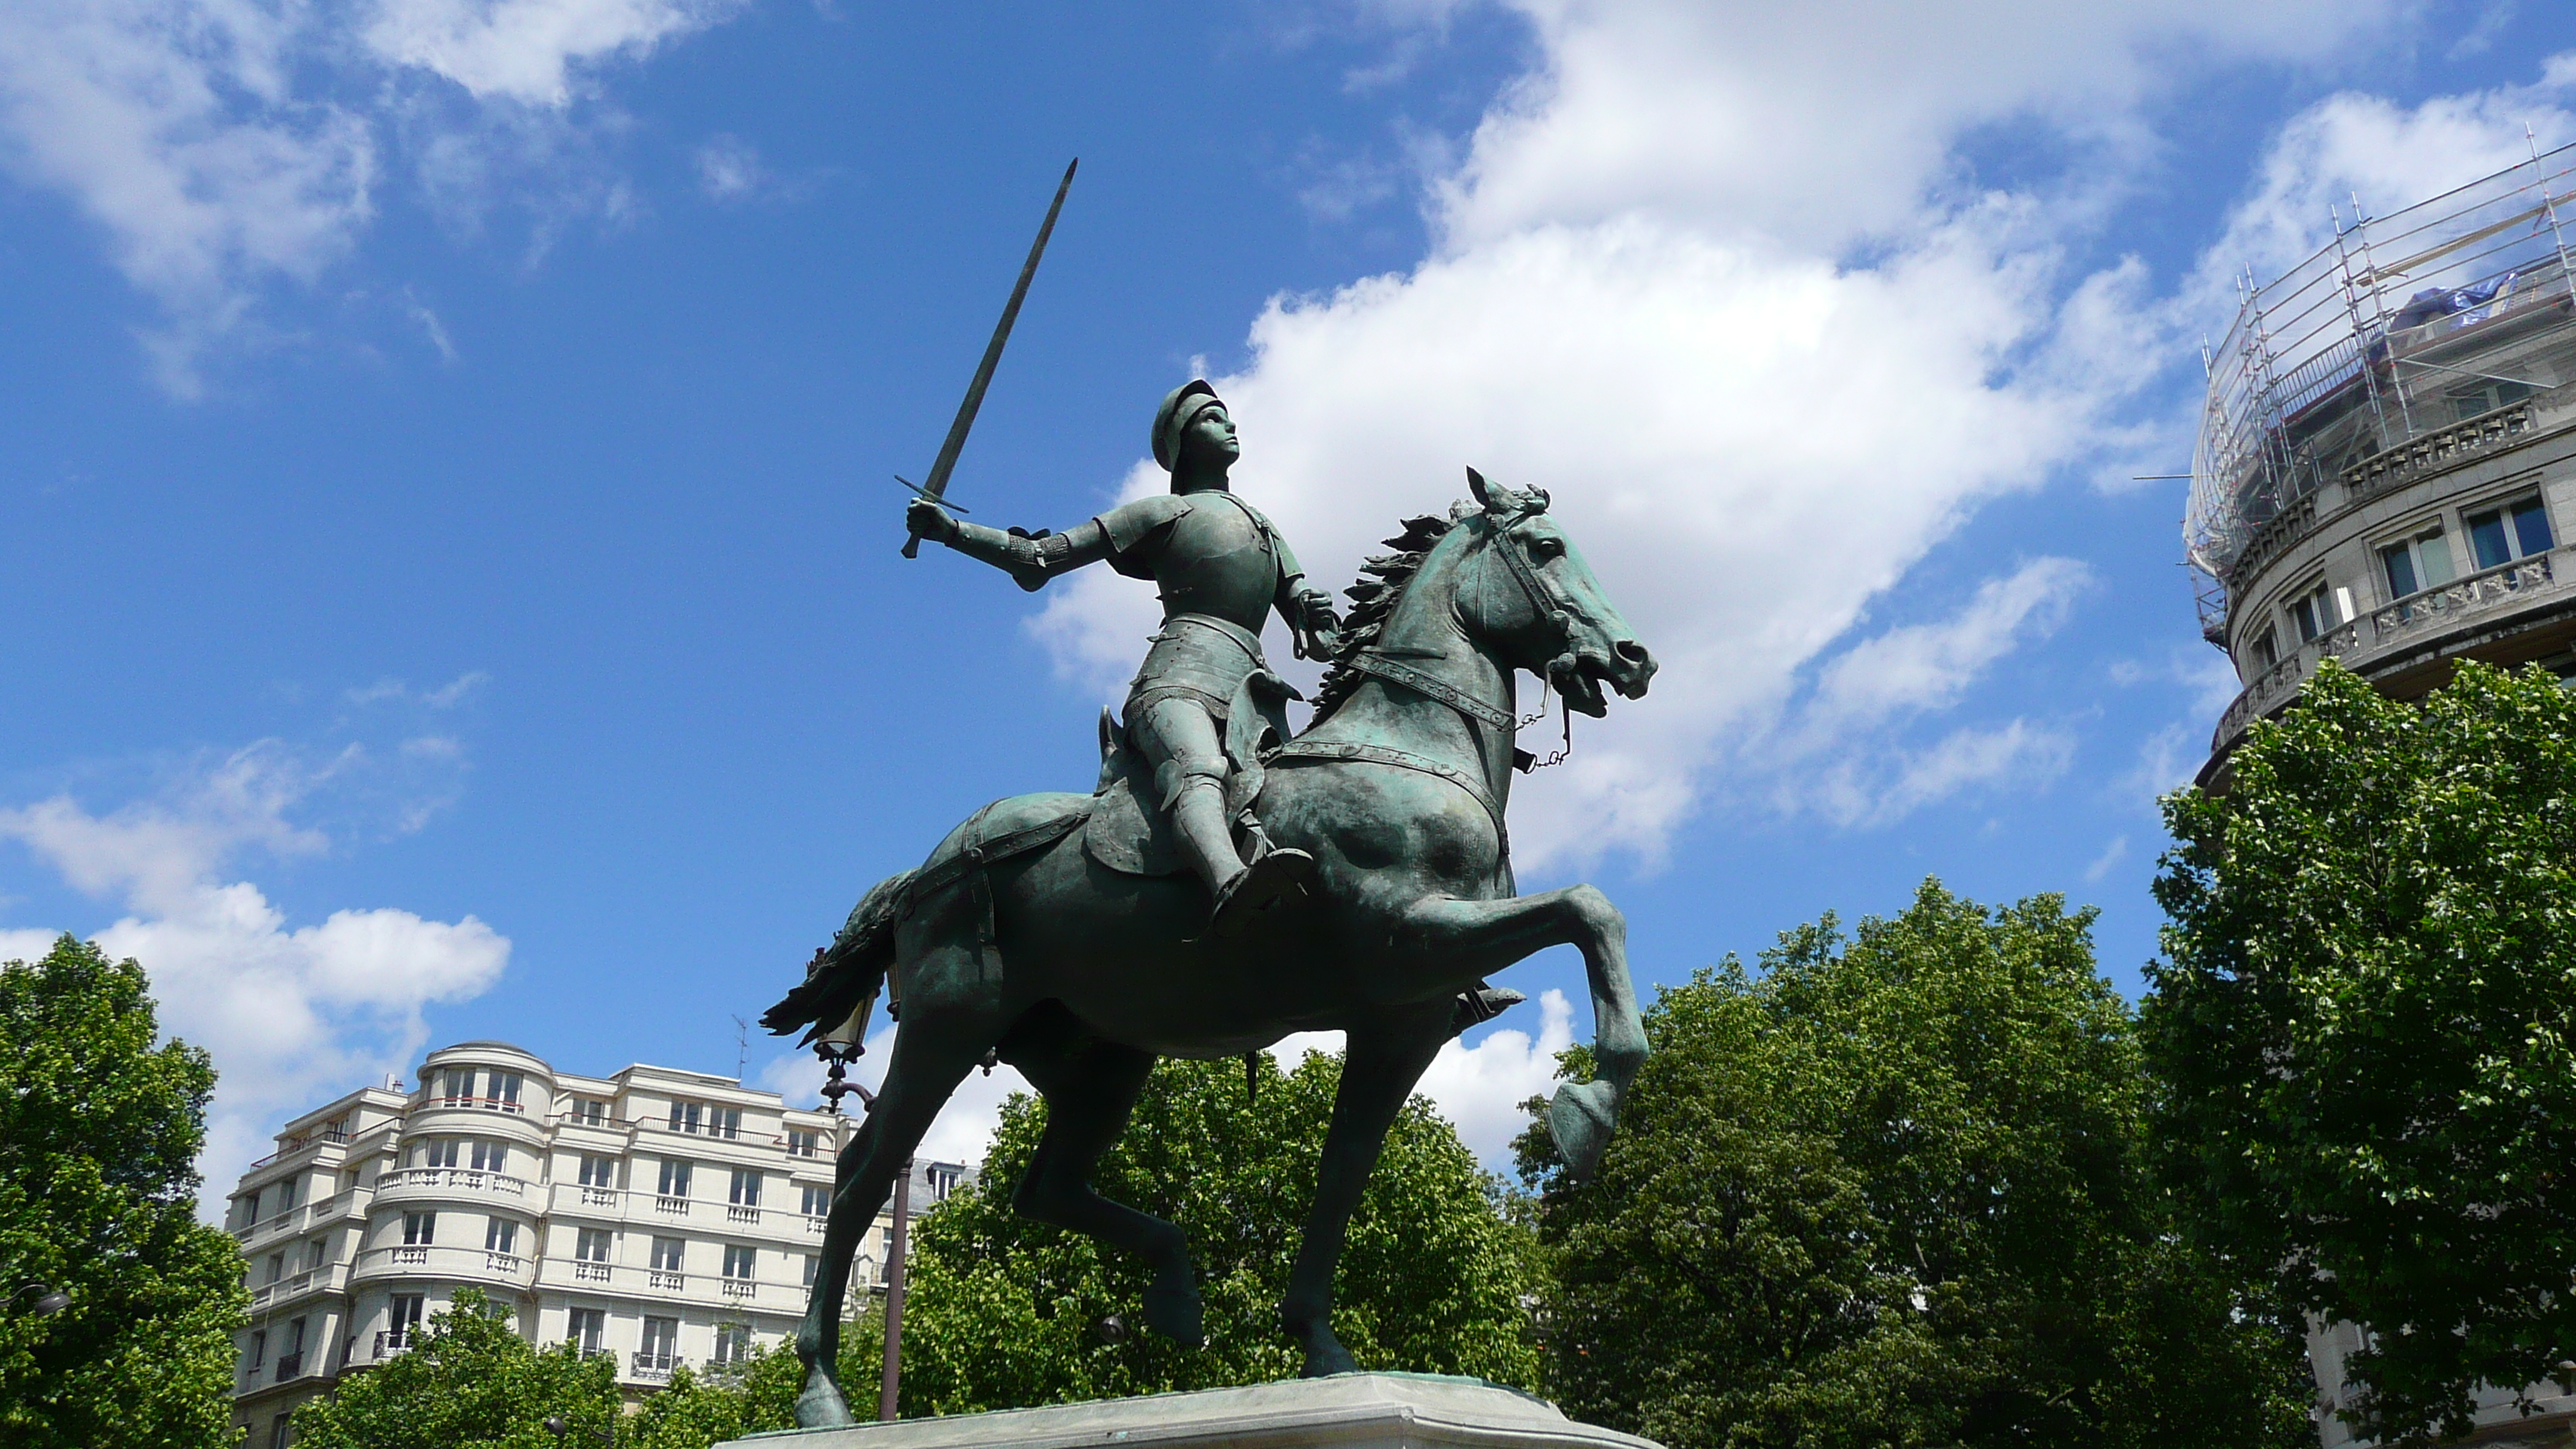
[1346,650,1512,730]
[1266,739,1507,849]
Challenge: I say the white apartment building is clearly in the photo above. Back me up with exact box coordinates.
[224,1040,967,1447]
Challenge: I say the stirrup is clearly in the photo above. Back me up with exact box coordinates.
[1211,848,1317,938]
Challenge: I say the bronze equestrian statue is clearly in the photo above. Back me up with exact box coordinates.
[766,392,1656,1426]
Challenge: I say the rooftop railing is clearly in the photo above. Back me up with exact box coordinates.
[2187,139,2576,639]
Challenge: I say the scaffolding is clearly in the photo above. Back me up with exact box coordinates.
[2186,137,2576,642]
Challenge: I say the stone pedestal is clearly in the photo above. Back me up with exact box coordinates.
[733,1373,1661,1449]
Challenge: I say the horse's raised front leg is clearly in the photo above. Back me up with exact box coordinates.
[1280,1007,1451,1377]
[1396,884,1646,1181]
[1002,1006,1201,1345]
[796,1008,986,1428]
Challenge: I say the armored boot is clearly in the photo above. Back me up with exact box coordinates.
[1169,779,1314,937]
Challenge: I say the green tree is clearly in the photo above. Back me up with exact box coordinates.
[1522,882,2310,1449]
[289,1289,621,1449]
[890,1051,1543,1414]
[0,935,250,1447]
[2149,659,2576,1444]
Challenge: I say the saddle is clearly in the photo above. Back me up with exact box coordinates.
[1083,669,1300,877]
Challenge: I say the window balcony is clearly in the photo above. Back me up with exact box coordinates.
[371,1331,411,1362]
[653,1195,689,1216]
[572,1261,612,1283]
[726,1205,760,1225]
[631,1352,676,1383]
[376,1166,531,1202]
[804,1215,826,1234]
[273,1351,303,1382]
[721,1279,756,1300]
[351,1243,539,1290]
[648,1269,685,1291]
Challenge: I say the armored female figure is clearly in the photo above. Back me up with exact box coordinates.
[904,381,1341,936]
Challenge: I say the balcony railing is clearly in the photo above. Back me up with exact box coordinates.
[245,1123,350,1171]
[573,1261,611,1283]
[353,1243,538,1287]
[379,1166,530,1198]
[273,1351,303,1381]
[579,1186,618,1208]
[649,1269,686,1290]
[429,1094,526,1115]
[2369,549,2562,642]
[372,1330,412,1361]
[721,1279,756,1300]
[632,1351,677,1383]
[653,1195,688,1215]
[726,1205,760,1224]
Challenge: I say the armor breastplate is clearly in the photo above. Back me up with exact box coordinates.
[1151,492,1277,632]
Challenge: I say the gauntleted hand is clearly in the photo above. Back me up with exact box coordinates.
[1292,590,1342,660]
[906,498,961,546]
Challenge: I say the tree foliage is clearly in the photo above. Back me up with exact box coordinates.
[2149,659,2576,1443]
[0,935,249,1447]
[1522,882,2310,1449]
[892,1051,1543,1413]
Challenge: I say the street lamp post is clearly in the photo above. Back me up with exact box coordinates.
[8,1282,70,1317]
[811,993,909,1421]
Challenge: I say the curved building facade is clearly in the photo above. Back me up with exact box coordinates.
[224,1042,963,1448]
[2192,141,2576,792]
[2186,146,2576,1447]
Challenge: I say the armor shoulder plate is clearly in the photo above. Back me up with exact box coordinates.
[1098,493,1194,557]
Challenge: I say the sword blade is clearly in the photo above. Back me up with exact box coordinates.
[902,157,1078,558]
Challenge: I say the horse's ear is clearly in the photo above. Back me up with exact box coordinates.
[1467,466,1500,514]
[1527,485,1551,514]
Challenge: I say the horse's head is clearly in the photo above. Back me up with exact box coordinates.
[1461,468,1656,717]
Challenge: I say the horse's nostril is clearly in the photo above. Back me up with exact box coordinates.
[1614,640,1649,666]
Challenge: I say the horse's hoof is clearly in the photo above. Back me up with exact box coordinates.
[1297,1339,1360,1378]
[1145,1280,1205,1348]
[1548,1079,1618,1183]
[795,1370,855,1428]
[1211,849,1315,938]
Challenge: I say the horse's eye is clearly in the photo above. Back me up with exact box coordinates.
[1530,536,1565,560]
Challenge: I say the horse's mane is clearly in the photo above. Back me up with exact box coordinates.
[1310,506,1464,725]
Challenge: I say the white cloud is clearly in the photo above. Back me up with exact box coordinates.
[0,0,749,391]
[360,0,748,107]
[754,1026,1035,1172]
[694,132,766,200]
[0,738,506,1213]
[1029,0,2404,871]
[1810,557,2092,732]
[1807,718,2078,831]
[0,928,61,964]
[1267,988,1577,1171]
[2083,834,2129,882]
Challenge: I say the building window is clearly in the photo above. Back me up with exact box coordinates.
[2286,580,2339,643]
[270,1413,293,1449]
[2449,378,2532,421]
[439,1067,476,1105]
[470,1140,509,1174]
[723,1245,756,1280]
[656,1160,692,1198]
[2379,525,2458,601]
[402,1211,437,1245]
[711,1106,742,1140]
[639,1317,679,1368]
[485,1218,519,1255]
[802,1254,817,1288]
[417,1139,461,1170]
[387,1293,424,1349]
[801,1184,829,1218]
[2249,624,2278,671]
[714,1322,752,1367]
[248,1328,267,1370]
[576,1228,613,1263]
[487,1071,524,1111]
[276,1177,300,1211]
[924,1164,961,1201]
[567,1307,605,1354]
[265,1252,286,1284]
[728,1170,762,1208]
[786,1128,820,1158]
[650,1237,686,1273]
[577,1154,615,1188]
[668,1101,703,1135]
[278,1317,307,1379]
[2466,495,2555,571]
[305,1238,328,1272]
[571,1098,607,1126]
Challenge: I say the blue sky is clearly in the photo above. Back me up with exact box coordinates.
[6,0,2576,1197]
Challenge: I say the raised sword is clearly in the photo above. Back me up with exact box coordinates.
[899,157,1078,558]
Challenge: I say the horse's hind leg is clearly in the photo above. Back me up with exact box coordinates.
[1279,1009,1451,1378]
[1002,1007,1200,1345]
[796,1005,988,1427]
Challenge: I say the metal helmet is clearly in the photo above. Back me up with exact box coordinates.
[1152,380,1227,474]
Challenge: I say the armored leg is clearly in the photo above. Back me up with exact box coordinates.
[1132,697,1314,936]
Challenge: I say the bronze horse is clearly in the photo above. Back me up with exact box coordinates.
[765,471,1656,1424]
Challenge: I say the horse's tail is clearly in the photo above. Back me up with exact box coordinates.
[762,868,916,1046]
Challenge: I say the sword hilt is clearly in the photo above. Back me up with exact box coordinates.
[902,530,923,560]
